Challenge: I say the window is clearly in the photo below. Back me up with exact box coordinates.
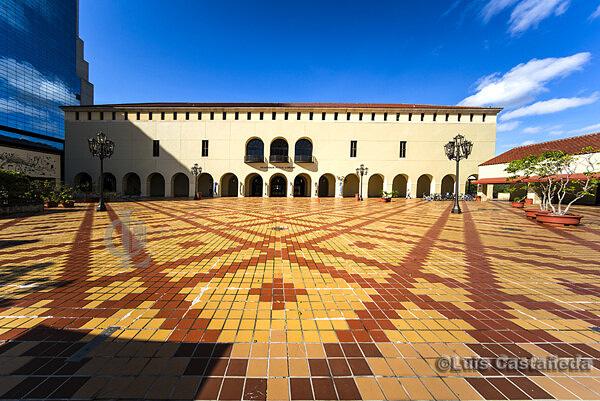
[149,112,152,120]
[246,138,264,158]
[399,141,407,158]
[396,113,400,121]
[421,113,424,121]
[482,114,486,122]
[384,113,387,121]
[136,112,140,120]
[470,113,474,122]
[285,112,289,120]
[87,112,91,120]
[124,112,128,120]
[359,113,363,121]
[247,112,251,120]
[371,113,375,121]
[272,112,276,120]
[100,112,104,120]
[173,112,177,120]
[347,112,351,120]
[153,140,159,157]
[198,112,202,120]
[223,112,226,120]
[202,140,209,157]
[433,113,437,121]
[75,111,79,120]
[309,112,313,120]
[408,113,412,121]
[161,112,165,120]
[350,140,357,157]
[445,113,449,121]
[210,112,214,120]
[186,112,189,120]
[458,113,462,121]
[295,139,313,162]
[297,112,301,120]
[260,112,264,120]
[235,112,239,120]
[334,112,338,120]
[322,112,326,120]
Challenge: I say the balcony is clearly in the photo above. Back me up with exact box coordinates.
[244,155,265,163]
[269,155,289,163]
[294,155,314,163]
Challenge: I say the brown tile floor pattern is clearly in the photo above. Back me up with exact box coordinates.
[0,198,600,400]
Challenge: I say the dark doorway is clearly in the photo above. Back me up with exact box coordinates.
[596,185,600,205]
[294,176,307,197]
[251,176,263,197]
[318,176,329,197]
[228,176,238,197]
[270,176,286,197]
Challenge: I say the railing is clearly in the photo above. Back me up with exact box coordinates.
[244,155,265,163]
[294,155,314,163]
[269,155,289,163]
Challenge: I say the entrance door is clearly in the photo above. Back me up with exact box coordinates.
[251,176,263,197]
[294,176,306,197]
[318,176,329,197]
[270,176,286,197]
[228,176,238,197]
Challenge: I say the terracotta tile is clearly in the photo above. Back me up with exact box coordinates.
[355,377,386,401]
[289,358,310,376]
[244,378,267,401]
[378,377,410,400]
[290,377,314,400]
[334,377,362,400]
[267,378,289,401]
[312,377,338,400]
[220,378,245,400]
[269,358,289,377]
[247,359,268,377]
[400,377,435,400]
[196,377,223,400]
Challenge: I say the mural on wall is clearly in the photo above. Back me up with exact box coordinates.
[0,151,57,178]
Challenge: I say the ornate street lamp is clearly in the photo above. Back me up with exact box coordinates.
[356,164,368,201]
[444,134,473,214]
[88,131,114,212]
[191,163,202,199]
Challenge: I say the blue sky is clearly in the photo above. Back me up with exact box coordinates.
[80,0,600,154]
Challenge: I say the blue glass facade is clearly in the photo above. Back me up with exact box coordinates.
[0,0,80,148]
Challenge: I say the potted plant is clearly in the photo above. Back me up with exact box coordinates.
[59,185,75,208]
[379,190,397,202]
[511,196,525,208]
[475,195,482,201]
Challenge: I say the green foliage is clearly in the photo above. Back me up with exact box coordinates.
[381,190,398,199]
[0,169,31,204]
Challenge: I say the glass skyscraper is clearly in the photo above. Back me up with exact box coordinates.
[0,0,92,149]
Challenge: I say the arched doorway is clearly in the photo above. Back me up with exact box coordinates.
[368,174,384,198]
[270,175,287,197]
[148,173,165,197]
[318,174,335,197]
[74,172,93,192]
[343,174,359,197]
[123,173,141,196]
[416,174,432,198]
[197,173,214,197]
[221,173,238,197]
[172,173,189,197]
[441,174,455,195]
[245,174,263,197]
[465,174,478,195]
[392,174,408,197]
[294,139,313,163]
[270,139,289,163]
[103,173,116,192]
[293,174,311,197]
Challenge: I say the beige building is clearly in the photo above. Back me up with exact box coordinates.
[61,103,501,198]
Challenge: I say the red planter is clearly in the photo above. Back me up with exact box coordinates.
[536,213,583,226]
[524,209,551,219]
[525,198,533,204]
[61,201,75,208]
[512,202,525,208]
[355,194,360,201]
[378,198,391,203]
[44,201,58,208]
[476,197,482,202]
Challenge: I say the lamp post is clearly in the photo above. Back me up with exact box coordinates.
[444,134,473,214]
[191,163,202,199]
[356,164,368,201]
[88,131,114,212]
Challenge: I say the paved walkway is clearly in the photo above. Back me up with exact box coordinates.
[0,198,599,400]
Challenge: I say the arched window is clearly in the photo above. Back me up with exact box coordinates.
[270,139,289,163]
[245,139,264,163]
[295,139,313,163]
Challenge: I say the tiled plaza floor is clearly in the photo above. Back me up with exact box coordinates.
[0,198,599,400]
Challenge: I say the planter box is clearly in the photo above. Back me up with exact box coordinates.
[536,213,583,226]
[378,198,391,203]
[511,202,525,208]
[524,209,551,219]
[525,198,534,204]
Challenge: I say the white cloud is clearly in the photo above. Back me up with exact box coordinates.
[0,97,49,119]
[501,92,599,120]
[481,0,570,34]
[497,121,521,132]
[590,4,600,19]
[549,130,565,136]
[566,123,600,135]
[522,126,542,133]
[459,52,590,107]
[521,140,536,146]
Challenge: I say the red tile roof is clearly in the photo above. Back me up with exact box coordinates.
[61,102,501,111]
[480,132,600,166]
